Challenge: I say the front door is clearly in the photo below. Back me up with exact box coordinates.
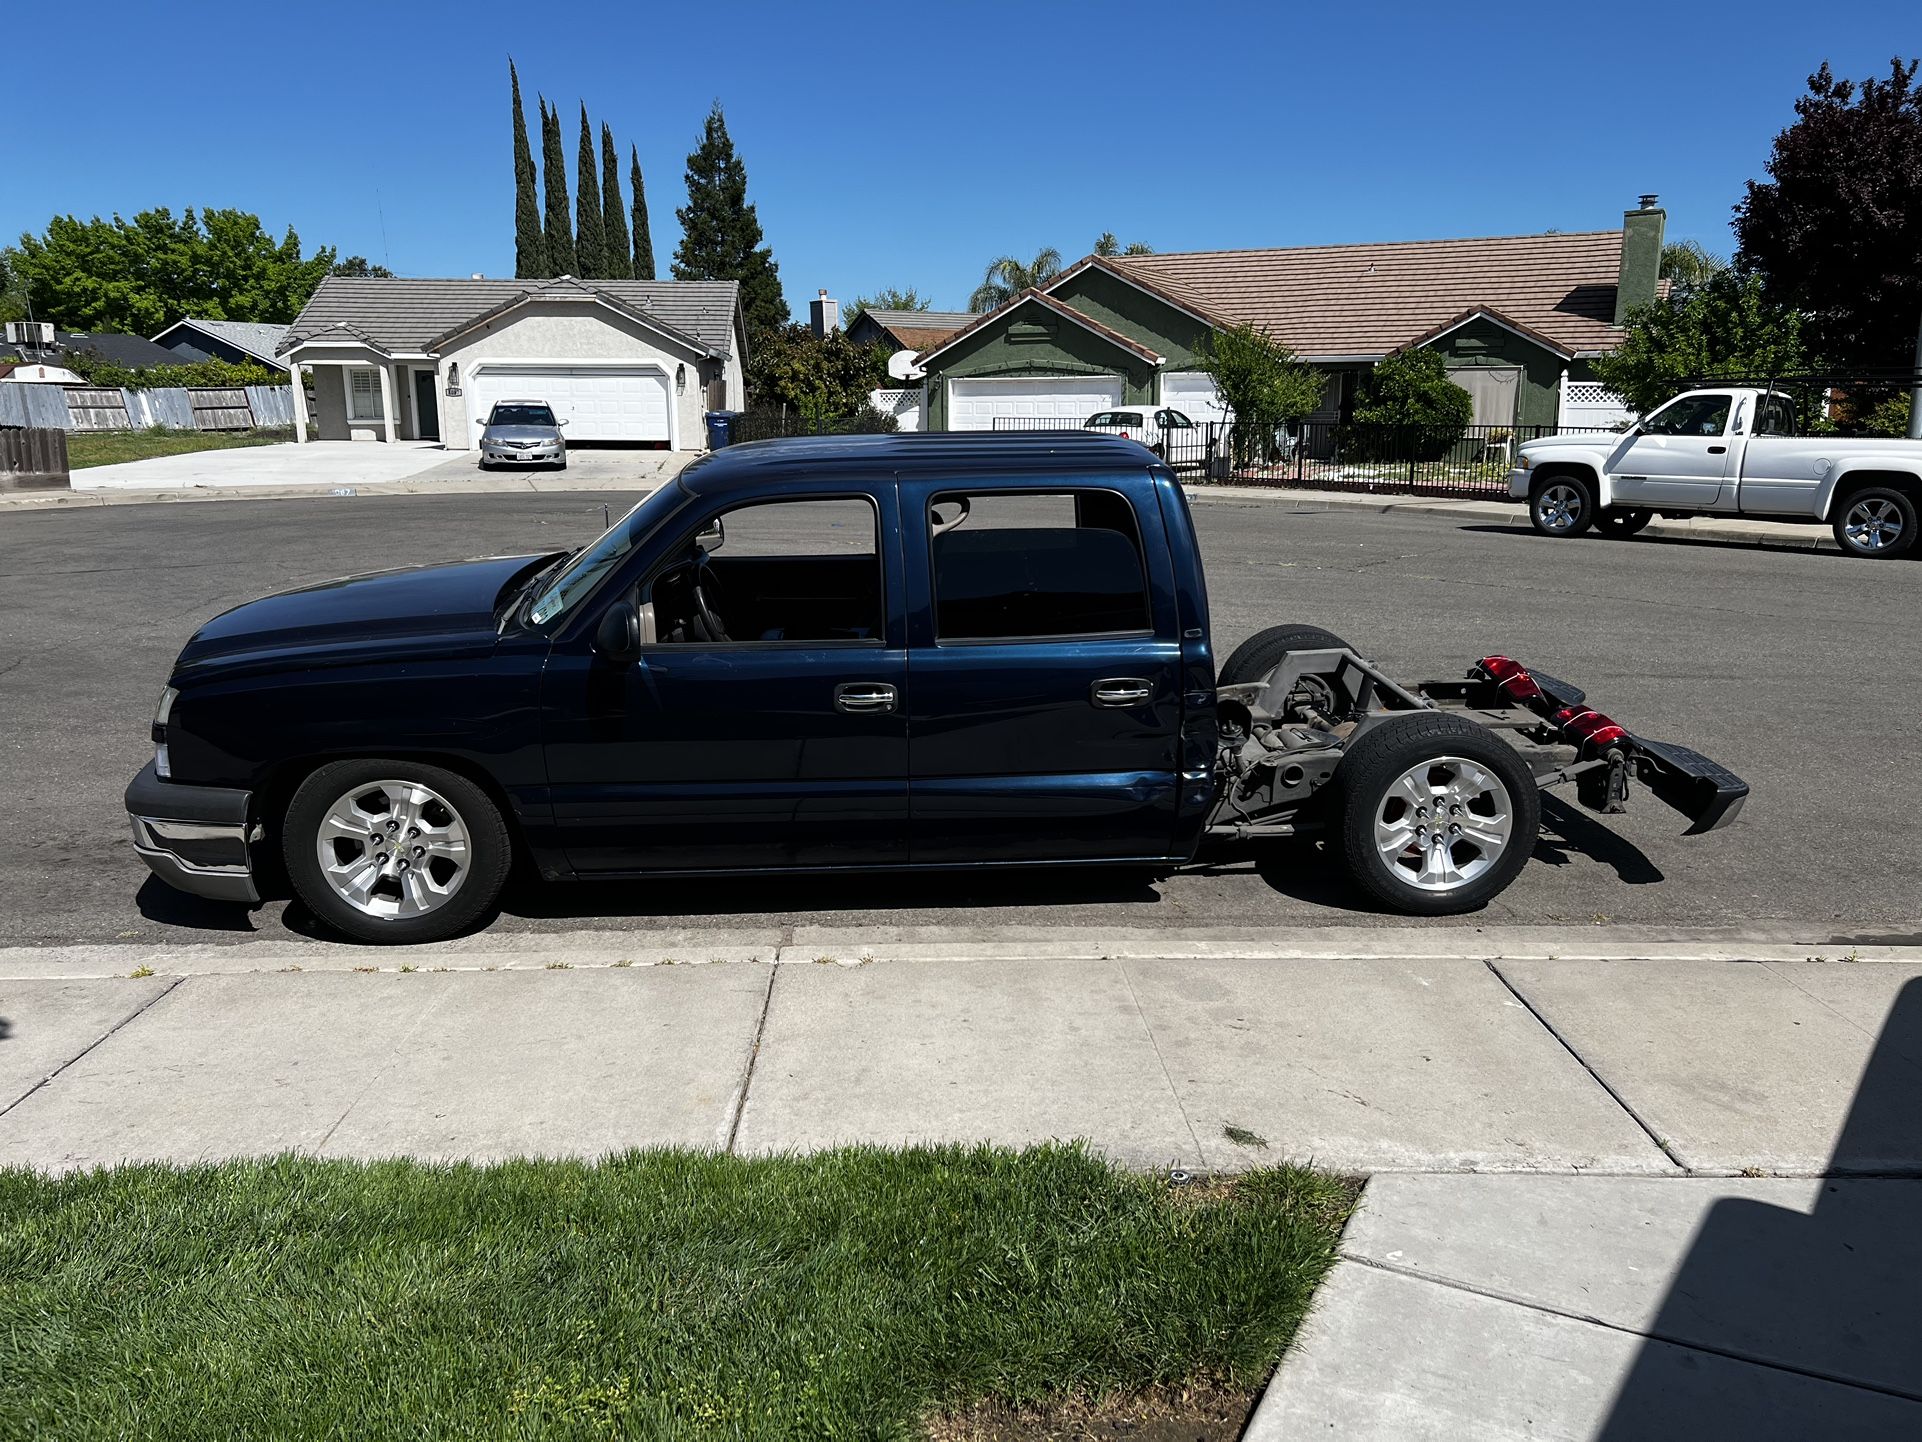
[413,370,441,441]
[541,490,910,873]
[1611,392,1735,508]
[900,480,1185,863]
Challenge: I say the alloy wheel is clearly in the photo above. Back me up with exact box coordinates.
[314,779,471,920]
[1372,756,1514,893]
[1536,483,1583,533]
[1844,497,1906,553]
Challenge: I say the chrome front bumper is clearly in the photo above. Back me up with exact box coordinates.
[125,761,258,904]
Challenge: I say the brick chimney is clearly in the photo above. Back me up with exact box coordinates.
[809,289,837,339]
[1615,194,1666,325]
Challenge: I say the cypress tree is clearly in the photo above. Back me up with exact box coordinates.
[630,146,656,280]
[510,62,544,278]
[574,104,605,279]
[600,124,631,281]
[672,103,786,337]
[540,98,575,277]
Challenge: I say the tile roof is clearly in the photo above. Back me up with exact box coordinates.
[852,309,976,352]
[1115,231,1630,357]
[162,318,290,365]
[280,276,744,357]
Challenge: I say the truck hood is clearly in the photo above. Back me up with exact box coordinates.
[1519,430,1629,457]
[174,554,555,676]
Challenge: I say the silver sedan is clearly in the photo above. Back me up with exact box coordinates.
[479,400,567,468]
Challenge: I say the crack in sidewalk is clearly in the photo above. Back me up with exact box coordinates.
[1118,960,1207,1168]
[0,973,186,1120]
[723,966,778,1154]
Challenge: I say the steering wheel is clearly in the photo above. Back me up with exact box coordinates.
[692,552,730,642]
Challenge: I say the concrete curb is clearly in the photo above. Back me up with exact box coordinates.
[3,468,1838,550]
[3,923,1914,979]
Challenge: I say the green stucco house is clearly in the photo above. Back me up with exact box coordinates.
[913,200,1666,434]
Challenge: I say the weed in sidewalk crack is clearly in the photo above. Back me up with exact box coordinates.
[545,962,572,970]
[128,965,155,979]
[1222,1124,1268,1150]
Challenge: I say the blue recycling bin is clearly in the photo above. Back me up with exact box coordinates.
[704,411,737,450]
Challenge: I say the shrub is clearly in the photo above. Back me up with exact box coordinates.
[61,349,280,391]
[1344,349,1474,461]
[1196,323,1326,467]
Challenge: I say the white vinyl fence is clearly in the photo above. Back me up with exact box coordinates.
[1560,380,1635,432]
[869,387,925,431]
[0,382,296,432]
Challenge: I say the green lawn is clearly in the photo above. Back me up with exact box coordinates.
[0,1145,1351,1440]
[65,426,300,469]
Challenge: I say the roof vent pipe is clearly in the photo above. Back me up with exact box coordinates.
[1638,193,1660,210]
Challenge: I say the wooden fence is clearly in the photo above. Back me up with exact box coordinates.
[0,427,70,490]
[0,383,295,433]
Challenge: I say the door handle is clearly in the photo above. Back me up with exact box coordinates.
[1091,677,1154,708]
[834,682,897,714]
[1707,445,1727,454]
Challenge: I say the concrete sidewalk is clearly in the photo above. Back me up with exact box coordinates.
[3,461,1840,551]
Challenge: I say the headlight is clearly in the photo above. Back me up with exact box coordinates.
[153,686,179,779]
[1518,454,1535,472]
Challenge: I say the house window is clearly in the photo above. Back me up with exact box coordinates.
[347,368,384,422]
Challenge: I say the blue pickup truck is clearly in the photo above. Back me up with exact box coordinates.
[126,433,1746,943]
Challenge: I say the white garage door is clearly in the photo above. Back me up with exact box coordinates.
[948,375,1124,431]
[1160,371,1230,427]
[470,365,671,444]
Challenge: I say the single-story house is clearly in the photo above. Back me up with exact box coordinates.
[913,199,1666,433]
[275,275,747,450]
[844,307,976,354]
[151,318,291,375]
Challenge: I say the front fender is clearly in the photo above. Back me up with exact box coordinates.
[1524,449,1616,507]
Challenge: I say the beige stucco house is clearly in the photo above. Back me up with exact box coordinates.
[277,276,747,451]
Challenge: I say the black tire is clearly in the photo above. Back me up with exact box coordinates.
[1218,624,1355,687]
[1594,507,1652,538]
[1831,485,1917,559]
[1529,473,1596,538]
[1335,713,1540,916]
[282,758,512,944]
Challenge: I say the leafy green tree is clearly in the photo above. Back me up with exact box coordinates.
[1094,233,1154,257]
[5,208,335,332]
[510,61,544,278]
[1592,270,1811,416]
[574,104,605,279]
[1735,58,1922,363]
[842,287,931,327]
[745,324,891,425]
[331,256,393,278]
[1196,323,1327,465]
[1348,348,1475,460]
[630,147,655,281]
[61,351,278,390]
[1660,239,1727,291]
[599,124,631,281]
[540,99,575,276]
[967,248,1062,312]
[673,103,787,338]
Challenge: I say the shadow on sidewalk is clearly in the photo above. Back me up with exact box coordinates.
[1597,976,1922,1436]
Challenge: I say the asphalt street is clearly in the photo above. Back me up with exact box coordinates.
[2,488,1915,947]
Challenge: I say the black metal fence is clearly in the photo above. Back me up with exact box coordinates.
[990,416,1621,497]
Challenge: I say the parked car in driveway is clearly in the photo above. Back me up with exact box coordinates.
[479,400,567,469]
[1082,407,1198,457]
[1514,386,1922,557]
[126,433,1746,943]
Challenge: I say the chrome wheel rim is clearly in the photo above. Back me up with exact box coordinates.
[1537,483,1583,532]
[315,779,470,920]
[1373,756,1514,893]
[1844,498,1905,552]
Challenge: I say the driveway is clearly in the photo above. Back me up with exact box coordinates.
[411,443,695,486]
[72,441,453,491]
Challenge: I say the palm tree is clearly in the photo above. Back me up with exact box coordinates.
[968,247,1063,312]
[1660,239,1728,292]
[1094,232,1154,258]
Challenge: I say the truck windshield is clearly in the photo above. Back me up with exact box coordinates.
[526,484,688,626]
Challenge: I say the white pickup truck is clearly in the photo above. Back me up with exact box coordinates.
[1510,387,1922,558]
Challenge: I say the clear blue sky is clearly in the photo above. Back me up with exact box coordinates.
[2,1,1913,317]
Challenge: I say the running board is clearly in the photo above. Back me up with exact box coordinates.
[1629,734,1749,835]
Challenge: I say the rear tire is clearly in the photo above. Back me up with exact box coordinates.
[283,758,512,945]
[1335,714,1539,916]
[1218,624,1355,687]
[1831,485,1916,559]
[1530,474,1596,538]
[1594,507,1652,538]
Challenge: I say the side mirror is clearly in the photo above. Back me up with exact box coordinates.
[593,601,641,662]
[558,418,569,427]
[696,517,725,551]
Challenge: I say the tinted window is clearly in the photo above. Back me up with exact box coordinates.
[930,490,1150,641]
[1754,394,1797,437]
[1160,409,1195,428]
[489,403,557,426]
[1642,394,1731,437]
[1083,412,1113,427]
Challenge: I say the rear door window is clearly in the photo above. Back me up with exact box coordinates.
[929,490,1151,641]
